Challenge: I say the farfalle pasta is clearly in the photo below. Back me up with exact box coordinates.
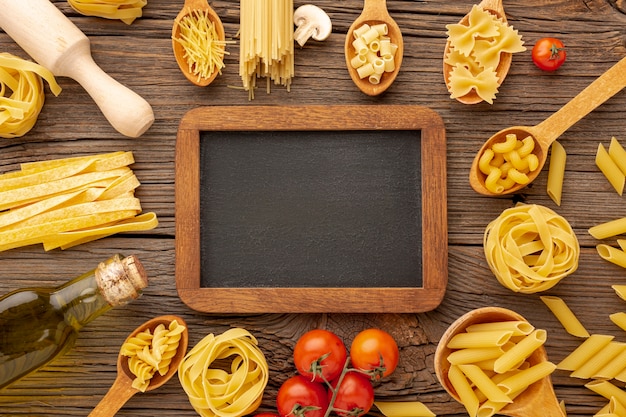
[445,5,525,104]
[484,204,580,293]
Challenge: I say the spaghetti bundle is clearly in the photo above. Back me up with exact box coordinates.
[239,0,294,98]
[67,0,147,25]
[0,151,158,251]
[0,53,61,138]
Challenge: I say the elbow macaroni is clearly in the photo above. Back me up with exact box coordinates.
[478,134,539,194]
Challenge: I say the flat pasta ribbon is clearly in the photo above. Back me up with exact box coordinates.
[68,0,147,25]
[484,204,579,293]
[0,52,61,138]
[178,328,269,417]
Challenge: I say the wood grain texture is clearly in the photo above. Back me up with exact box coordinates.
[0,0,625,415]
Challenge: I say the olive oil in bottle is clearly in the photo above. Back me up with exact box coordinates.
[0,254,148,389]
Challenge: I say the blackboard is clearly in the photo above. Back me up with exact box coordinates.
[175,105,447,313]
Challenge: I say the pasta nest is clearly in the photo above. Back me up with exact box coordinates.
[0,53,61,138]
[178,328,269,417]
[484,204,579,293]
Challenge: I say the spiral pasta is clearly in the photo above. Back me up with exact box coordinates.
[484,204,579,293]
[0,53,61,138]
[121,319,186,392]
[178,328,269,417]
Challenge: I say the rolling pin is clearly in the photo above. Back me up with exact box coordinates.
[0,0,154,138]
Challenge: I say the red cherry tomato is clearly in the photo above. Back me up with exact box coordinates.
[329,371,375,417]
[531,37,566,71]
[255,413,280,417]
[294,329,347,383]
[276,375,329,417]
[349,328,399,379]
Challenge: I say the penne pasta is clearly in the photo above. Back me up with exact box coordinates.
[596,143,625,195]
[547,141,566,206]
[496,361,556,395]
[570,341,626,379]
[448,364,480,417]
[597,244,626,269]
[494,330,546,374]
[586,380,626,408]
[458,364,512,404]
[558,334,614,371]
[609,137,626,175]
[374,401,436,417]
[594,347,626,380]
[540,296,589,338]
[589,217,626,240]
[447,330,513,349]
[447,347,506,365]
[613,285,626,301]
[466,321,534,336]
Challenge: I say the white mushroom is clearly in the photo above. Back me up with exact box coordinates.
[293,4,332,47]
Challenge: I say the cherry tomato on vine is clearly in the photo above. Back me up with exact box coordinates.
[329,371,375,417]
[255,413,280,417]
[294,329,347,383]
[276,375,329,417]
[531,37,566,71]
[350,328,399,379]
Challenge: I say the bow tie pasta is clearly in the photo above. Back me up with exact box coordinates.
[445,5,525,104]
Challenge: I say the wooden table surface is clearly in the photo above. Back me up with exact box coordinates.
[1,0,626,415]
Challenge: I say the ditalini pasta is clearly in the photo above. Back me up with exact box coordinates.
[349,23,399,85]
[547,141,566,206]
[445,5,525,103]
[540,296,589,338]
[239,0,294,99]
[444,319,555,417]
[596,143,625,195]
[121,319,187,392]
[477,133,539,194]
[484,204,580,293]
[68,0,147,24]
[0,52,61,138]
[178,328,269,417]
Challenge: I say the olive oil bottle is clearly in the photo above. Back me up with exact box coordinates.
[0,254,148,389]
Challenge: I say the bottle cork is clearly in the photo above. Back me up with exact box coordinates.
[95,254,148,306]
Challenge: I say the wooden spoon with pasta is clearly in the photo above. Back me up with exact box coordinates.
[172,0,225,86]
[443,0,510,104]
[345,0,404,96]
[434,307,566,417]
[88,315,188,417]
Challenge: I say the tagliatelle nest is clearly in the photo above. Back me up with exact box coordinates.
[484,203,579,293]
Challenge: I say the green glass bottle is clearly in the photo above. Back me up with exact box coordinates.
[0,254,148,389]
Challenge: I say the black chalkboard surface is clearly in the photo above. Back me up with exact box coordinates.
[176,105,447,313]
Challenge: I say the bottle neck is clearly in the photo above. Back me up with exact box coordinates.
[48,254,147,330]
[49,272,113,330]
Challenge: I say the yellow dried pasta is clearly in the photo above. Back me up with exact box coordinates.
[67,0,147,25]
[484,204,580,293]
[178,328,269,417]
[0,151,158,251]
[445,5,525,104]
[121,319,187,392]
[0,53,61,138]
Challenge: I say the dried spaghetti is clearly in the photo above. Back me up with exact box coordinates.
[239,0,294,99]
[178,328,269,417]
[0,53,61,138]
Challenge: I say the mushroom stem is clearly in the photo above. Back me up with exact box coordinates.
[294,21,317,47]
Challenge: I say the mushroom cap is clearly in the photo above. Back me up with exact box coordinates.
[293,4,332,41]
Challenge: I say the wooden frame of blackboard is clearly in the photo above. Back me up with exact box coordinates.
[175,105,447,313]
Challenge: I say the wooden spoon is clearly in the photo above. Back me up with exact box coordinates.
[88,315,189,417]
[172,0,225,86]
[470,54,626,196]
[434,307,565,417]
[443,0,510,105]
[345,0,404,96]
